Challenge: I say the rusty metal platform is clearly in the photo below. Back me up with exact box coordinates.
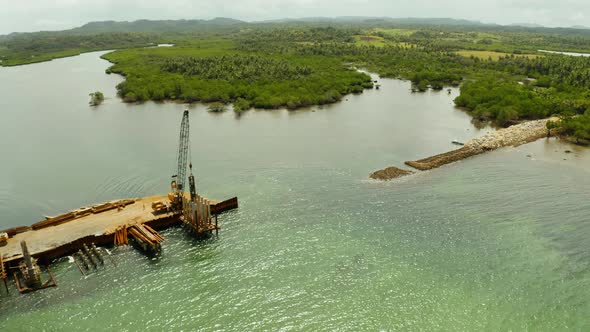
[0,196,178,263]
[0,193,238,266]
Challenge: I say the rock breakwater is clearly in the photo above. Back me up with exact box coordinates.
[405,118,555,171]
[371,118,556,179]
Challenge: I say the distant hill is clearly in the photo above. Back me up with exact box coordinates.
[263,16,490,26]
[70,17,246,34]
[3,16,590,40]
[509,23,545,28]
[384,17,490,26]
[0,16,498,38]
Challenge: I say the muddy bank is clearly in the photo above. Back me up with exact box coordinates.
[370,167,414,181]
[404,118,555,171]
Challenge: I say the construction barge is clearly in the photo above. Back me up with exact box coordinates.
[1,195,238,264]
[0,194,238,293]
[0,109,239,294]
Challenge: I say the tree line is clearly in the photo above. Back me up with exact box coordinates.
[4,23,590,141]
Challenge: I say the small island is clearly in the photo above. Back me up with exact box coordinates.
[89,91,104,106]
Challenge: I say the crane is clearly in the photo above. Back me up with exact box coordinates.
[168,109,197,211]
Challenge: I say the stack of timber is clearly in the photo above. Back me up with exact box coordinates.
[113,226,129,246]
[91,199,135,214]
[32,211,80,230]
[1,226,31,237]
[32,199,137,230]
[181,195,219,236]
[128,224,164,253]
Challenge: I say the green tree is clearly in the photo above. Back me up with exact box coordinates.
[208,102,227,112]
[561,111,590,144]
[233,98,251,113]
[89,91,104,106]
[546,120,559,137]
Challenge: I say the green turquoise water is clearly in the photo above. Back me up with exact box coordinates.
[0,51,589,331]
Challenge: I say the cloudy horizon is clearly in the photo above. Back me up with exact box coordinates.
[0,0,588,35]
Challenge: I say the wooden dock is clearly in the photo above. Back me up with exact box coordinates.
[0,195,238,266]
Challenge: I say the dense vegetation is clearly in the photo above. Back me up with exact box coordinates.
[207,102,227,112]
[452,55,590,137]
[89,91,105,106]
[561,111,590,142]
[162,54,313,80]
[0,33,157,65]
[3,18,590,141]
[103,46,372,109]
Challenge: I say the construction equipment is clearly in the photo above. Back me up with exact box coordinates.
[169,109,197,210]
[151,200,168,214]
[19,241,41,289]
[188,164,196,202]
[0,232,8,247]
[13,241,57,293]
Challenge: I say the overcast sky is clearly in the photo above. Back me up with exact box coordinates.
[0,0,588,34]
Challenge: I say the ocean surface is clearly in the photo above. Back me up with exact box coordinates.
[0,51,588,331]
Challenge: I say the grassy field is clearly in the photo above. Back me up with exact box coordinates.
[456,50,541,60]
[374,28,417,37]
[353,35,387,47]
